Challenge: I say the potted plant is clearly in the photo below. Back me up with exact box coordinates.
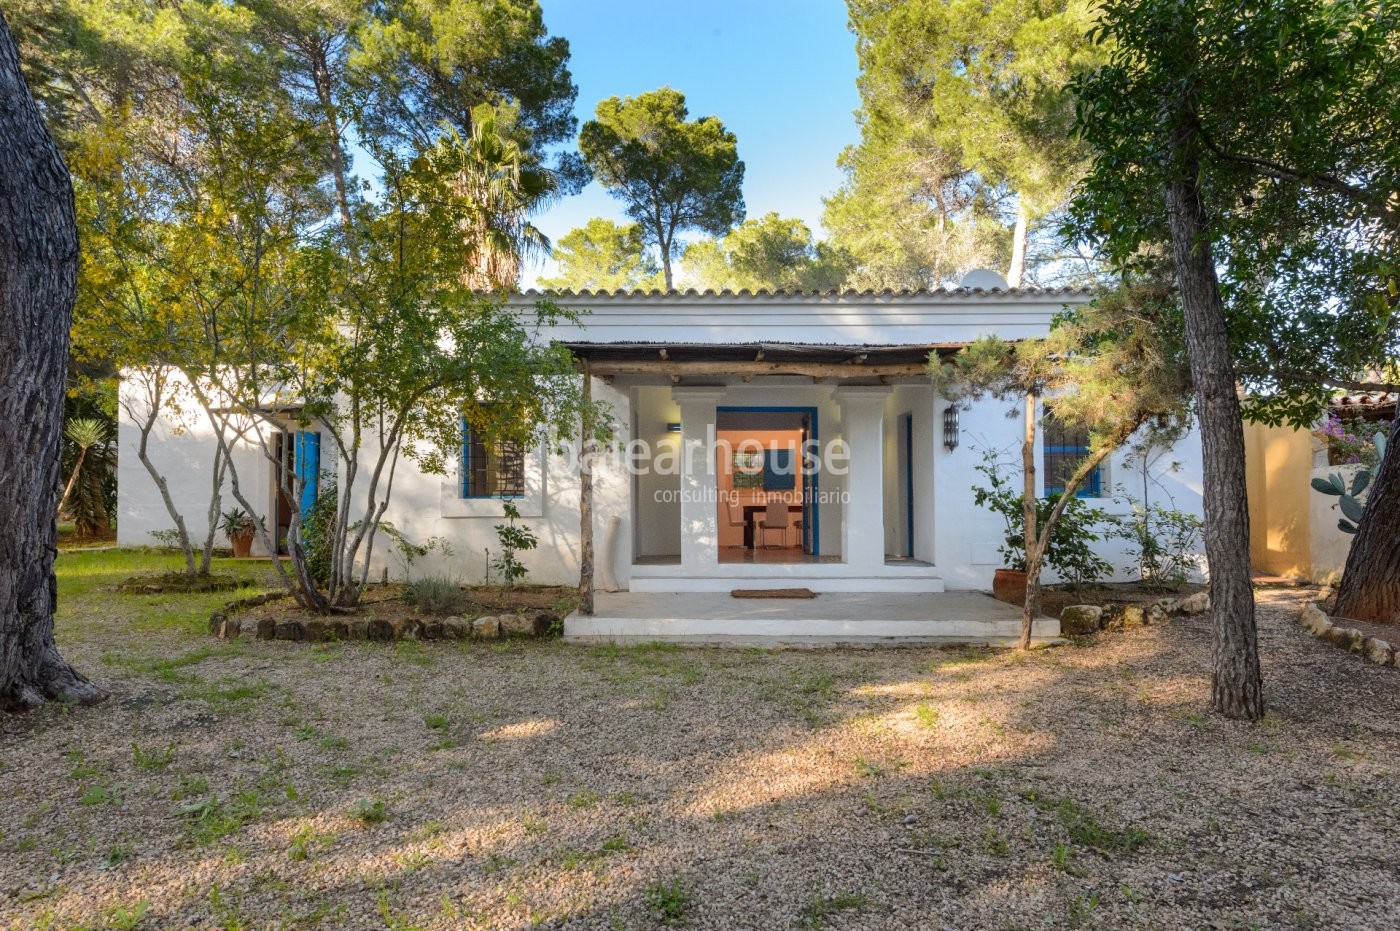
[220,508,258,558]
[971,451,1114,604]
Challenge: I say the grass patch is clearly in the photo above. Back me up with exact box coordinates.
[1046,797,1151,854]
[798,892,868,929]
[132,742,175,770]
[176,792,263,846]
[353,798,390,825]
[644,877,694,926]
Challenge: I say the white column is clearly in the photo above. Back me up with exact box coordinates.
[836,386,892,570]
[673,387,726,571]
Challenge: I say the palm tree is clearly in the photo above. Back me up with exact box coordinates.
[57,418,107,517]
[433,104,557,291]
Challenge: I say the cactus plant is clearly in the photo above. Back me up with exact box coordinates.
[1311,433,1386,533]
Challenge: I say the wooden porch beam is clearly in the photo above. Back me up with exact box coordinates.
[584,360,931,379]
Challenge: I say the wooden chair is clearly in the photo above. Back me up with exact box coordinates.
[756,501,802,548]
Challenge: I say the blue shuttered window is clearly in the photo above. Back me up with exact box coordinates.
[1043,417,1102,498]
[461,418,525,498]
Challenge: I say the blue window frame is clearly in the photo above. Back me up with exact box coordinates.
[461,418,525,498]
[1043,416,1103,498]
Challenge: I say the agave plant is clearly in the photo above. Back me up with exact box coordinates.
[1311,433,1387,534]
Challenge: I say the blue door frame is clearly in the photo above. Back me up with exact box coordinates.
[717,406,819,555]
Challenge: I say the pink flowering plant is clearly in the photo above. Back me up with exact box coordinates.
[1319,414,1390,467]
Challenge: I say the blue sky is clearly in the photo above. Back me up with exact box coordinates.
[526,0,861,285]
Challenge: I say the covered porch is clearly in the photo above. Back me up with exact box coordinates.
[571,339,964,596]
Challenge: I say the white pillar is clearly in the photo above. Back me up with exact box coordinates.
[673,387,726,571]
[836,386,892,570]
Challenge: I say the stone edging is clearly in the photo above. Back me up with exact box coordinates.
[1059,591,1210,636]
[209,591,291,639]
[210,594,557,642]
[1298,602,1397,668]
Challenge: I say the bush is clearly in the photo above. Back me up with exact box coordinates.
[1115,500,1203,590]
[404,575,467,615]
[491,500,538,587]
[971,451,1114,587]
[299,480,338,584]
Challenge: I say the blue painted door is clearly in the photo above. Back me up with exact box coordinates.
[294,430,320,517]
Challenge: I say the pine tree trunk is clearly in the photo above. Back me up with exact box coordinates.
[1019,391,1038,649]
[1164,135,1264,721]
[0,13,105,709]
[1334,411,1400,623]
[1007,204,1029,289]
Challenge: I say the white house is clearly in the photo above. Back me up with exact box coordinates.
[117,274,1206,642]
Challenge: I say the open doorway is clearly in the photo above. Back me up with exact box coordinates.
[894,412,914,558]
[715,407,819,564]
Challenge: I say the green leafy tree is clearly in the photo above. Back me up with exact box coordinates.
[198,137,596,611]
[540,217,661,292]
[1067,0,1400,710]
[823,104,1008,290]
[579,87,745,289]
[936,271,1193,648]
[352,0,581,184]
[682,213,848,292]
[830,0,1102,288]
[41,1,306,579]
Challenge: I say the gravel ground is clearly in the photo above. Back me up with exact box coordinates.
[3,557,1398,930]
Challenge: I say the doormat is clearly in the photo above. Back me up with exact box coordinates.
[731,588,817,599]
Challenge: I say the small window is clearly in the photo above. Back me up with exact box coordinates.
[1043,416,1102,498]
[461,419,525,498]
[731,451,765,489]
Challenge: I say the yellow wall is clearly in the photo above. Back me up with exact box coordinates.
[1244,422,1315,578]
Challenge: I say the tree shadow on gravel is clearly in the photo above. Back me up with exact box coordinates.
[3,591,1398,929]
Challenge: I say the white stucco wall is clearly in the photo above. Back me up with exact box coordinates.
[343,380,633,589]
[116,370,277,553]
[115,289,1209,592]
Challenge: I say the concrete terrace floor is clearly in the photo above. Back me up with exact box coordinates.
[565,591,1060,646]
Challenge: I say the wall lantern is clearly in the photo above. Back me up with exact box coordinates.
[666,422,682,433]
[942,406,960,451]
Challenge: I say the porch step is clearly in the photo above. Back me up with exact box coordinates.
[565,592,1058,646]
[628,561,945,594]
[629,575,946,593]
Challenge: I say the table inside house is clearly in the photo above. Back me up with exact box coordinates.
[742,503,804,549]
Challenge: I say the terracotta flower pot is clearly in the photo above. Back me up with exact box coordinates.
[992,568,1028,605]
[230,532,255,558]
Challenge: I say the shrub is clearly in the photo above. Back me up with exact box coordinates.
[378,521,453,581]
[491,500,538,587]
[971,451,1114,587]
[1320,413,1390,467]
[299,480,338,584]
[404,575,466,615]
[1115,499,1203,590]
[352,798,389,825]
